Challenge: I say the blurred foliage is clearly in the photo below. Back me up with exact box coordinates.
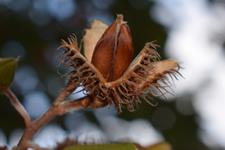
[65,143,136,150]
[65,142,171,150]
[0,58,18,90]
[135,142,171,150]
[0,0,211,150]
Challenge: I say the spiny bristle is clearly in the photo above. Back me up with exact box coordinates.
[144,42,161,61]
[59,35,79,53]
[59,36,181,112]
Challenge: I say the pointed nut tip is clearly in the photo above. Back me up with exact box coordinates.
[116,14,124,22]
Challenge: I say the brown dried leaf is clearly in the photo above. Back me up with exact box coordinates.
[83,20,108,62]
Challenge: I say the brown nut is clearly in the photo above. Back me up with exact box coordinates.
[91,15,134,81]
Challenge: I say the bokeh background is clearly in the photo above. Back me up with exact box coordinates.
[0,0,225,149]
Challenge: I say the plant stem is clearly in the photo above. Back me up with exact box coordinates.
[15,82,80,150]
[54,81,78,105]
[2,81,87,150]
[17,106,57,150]
[3,88,31,127]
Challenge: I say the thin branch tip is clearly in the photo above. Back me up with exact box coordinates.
[3,88,31,127]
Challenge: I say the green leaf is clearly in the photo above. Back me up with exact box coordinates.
[140,142,172,150]
[0,58,18,90]
[64,143,136,150]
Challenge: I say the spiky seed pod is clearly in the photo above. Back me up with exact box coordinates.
[60,15,181,112]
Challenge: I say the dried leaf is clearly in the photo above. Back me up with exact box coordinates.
[83,20,108,61]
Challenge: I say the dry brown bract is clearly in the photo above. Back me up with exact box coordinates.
[60,15,181,112]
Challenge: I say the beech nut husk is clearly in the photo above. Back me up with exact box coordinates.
[60,14,181,112]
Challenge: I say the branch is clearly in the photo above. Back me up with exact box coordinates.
[12,79,106,150]
[54,81,78,105]
[16,83,81,150]
[3,88,31,127]
[58,97,91,114]
[59,96,108,112]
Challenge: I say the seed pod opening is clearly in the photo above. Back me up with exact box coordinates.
[91,15,134,81]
